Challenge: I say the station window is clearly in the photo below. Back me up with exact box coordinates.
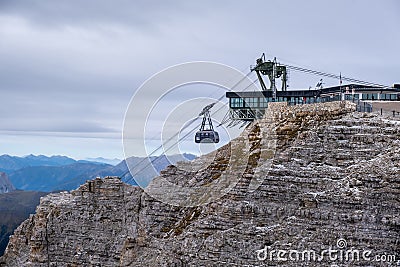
[259,97,268,108]
[230,97,243,108]
[362,93,378,100]
[380,94,388,100]
[345,94,354,100]
[244,97,259,108]
[382,94,398,100]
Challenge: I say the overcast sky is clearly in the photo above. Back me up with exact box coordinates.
[0,0,399,159]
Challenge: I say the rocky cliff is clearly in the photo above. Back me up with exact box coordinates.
[1,101,399,266]
[0,172,15,193]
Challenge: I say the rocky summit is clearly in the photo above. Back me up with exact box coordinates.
[1,101,399,266]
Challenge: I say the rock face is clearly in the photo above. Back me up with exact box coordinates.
[1,101,399,266]
[0,177,142,266]
[0,172,15,193]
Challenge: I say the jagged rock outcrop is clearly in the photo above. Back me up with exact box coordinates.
[0,172,15,193]
[0,177,142,266]
[1,101,399,266]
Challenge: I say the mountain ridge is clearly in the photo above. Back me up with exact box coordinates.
[5,154,196,192]
[2,101,398,266]
[84,157,121,166]
[8,162,112,192]
[0,154,77,173]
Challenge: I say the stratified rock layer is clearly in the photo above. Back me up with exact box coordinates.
[1,178,142,266]
[1,101,399,266]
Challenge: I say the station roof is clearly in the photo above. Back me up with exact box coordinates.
[226,84,400,98]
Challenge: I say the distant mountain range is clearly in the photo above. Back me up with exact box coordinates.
[1,154,196,192]
[0,153,196,257]
[84,157,121,166]
[9,162,112,192]
[96,153,196,187]
[0,154,76,173]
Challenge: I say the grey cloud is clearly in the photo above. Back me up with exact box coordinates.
[0,114,118,133]
[0,0,399,158]
[0,0,185,29]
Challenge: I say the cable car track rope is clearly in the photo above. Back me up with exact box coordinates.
[121,71,257,184]
[284,63,390,88]
[122,60,391,184]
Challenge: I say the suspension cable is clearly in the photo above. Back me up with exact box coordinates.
[284,64,390,88]
[122,71,256,184]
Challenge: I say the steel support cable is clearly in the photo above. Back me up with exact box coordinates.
[123,78,261,184]
[135,66,252,150]
[285,64,390,87]
[123,74,260,184]
[50,70,254,190]
[121,71,256,183]
[254,52,390,88]
[50,70,256,190]
[123,73,259,184]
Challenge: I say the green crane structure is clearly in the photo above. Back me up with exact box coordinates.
[250,53,288,100]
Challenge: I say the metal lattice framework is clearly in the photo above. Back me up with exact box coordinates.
[198,103,215,131]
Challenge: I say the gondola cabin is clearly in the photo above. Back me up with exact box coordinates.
[195,130,220,143]
[195,103,220,143]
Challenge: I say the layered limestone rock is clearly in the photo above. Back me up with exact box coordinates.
[1,177,142,266]
[1,101,399,266]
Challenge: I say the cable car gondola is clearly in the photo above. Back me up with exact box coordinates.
[195,103,220,143]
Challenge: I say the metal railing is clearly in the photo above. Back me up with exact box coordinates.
[287,95,373,113]
[229,94,378,122]
[351,99,373,113]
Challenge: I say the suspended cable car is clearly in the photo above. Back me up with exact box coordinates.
[195,103,220,143]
